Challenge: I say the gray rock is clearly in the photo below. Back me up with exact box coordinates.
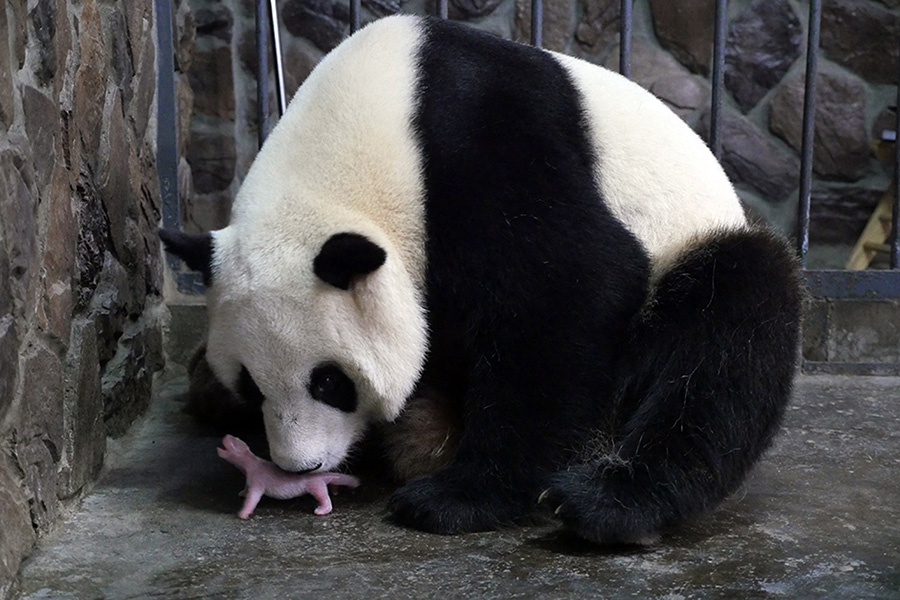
[29,0,57,84]
[809,186,883,244]
[74,183,112,312]
[109,8,135,107]
[724,0,802,113]
[22,84,59,190]
[451,0,504,19]
[15,342,65,531]
[821,0,900,85]
[0,315,17,424]
[698,109,800,202]
[187,128,237,194]
[874,0,900,7]
[0,148,39,311]
[175,0,196,73]
[130,23,157,143]
[37,165,77,343]
[575,0,619,53]
[90,251,135,365]
[769,70,870,182]
[0,452,34,592]
[72,0,108,166]
[188,46,236,121]
[648,0,715,75]
[0,3,14,128]
[102,312,164,438]
[515,0,575,51]
[195,5,233,42]
[98,88,137,263]
[283,0,348,54]
[60,318,105,498]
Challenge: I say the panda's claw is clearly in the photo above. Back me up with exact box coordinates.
[537,488,551,504]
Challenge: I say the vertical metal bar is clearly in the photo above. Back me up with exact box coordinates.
[709,0,727,160]
[797,0,821,266]
[269,0,287,116]
[437,0,448,19]
[155,0,179,232]
[892,42,900,269]
[619,0,632,78]
[350,0,361,33]
[256,0,269,148]
[531,0,542,47]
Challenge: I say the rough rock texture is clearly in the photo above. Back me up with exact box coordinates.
[769,70,870,182]
[821,0,900,85]
[0,0,183,594]
[724,0,802,113]
[182,0,898,260]
[648,0,715,75]
[514,0,575,52]
[699,109,799,202]
[575,0,618,53]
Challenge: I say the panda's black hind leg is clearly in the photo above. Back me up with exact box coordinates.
[543,228,803,544]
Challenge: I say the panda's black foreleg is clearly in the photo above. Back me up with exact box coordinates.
[542,228,803,544]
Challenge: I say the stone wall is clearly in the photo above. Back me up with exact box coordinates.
[0,1,188,594]
[181,0,899,268]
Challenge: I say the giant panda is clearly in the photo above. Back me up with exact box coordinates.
[160,15,802,544]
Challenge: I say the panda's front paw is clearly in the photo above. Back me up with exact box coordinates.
[387,471,516,534]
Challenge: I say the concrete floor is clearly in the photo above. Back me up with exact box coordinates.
[10,375,900,599]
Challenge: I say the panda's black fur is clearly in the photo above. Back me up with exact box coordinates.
[161,16,802,544]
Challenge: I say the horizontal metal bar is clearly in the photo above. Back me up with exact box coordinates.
[802,361,900,377]
[177,272,206,294]
[805,269,900,299]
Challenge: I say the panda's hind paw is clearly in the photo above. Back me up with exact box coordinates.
[542,466,662,547]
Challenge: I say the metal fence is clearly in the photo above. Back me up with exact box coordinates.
[156,0,900,299]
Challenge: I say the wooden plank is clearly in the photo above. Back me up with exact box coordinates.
[845,184,895,270]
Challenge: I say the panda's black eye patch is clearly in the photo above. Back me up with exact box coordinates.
[237,366,265,409]
[308,364,357,413]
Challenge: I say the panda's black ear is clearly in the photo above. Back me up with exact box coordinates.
[159,228,214,284]
[314,233,386,290]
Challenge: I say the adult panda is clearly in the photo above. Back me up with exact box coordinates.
[161,15,802,544]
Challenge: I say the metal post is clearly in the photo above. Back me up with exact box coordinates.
[709,0,727,160]
[619,0,632,78]
[270,0,287,116]
[350,0,361,33]
[256,0,269,148]
[155,0,179,232]
[437,0,448,19]
[892,45,900,269]
[797,0,821,266]
[531,0,542,47]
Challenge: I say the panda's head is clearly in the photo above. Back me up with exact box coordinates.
[160,225,427,473]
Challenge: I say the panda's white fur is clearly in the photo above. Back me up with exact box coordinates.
[553,54,746,267]
[161,15,801,541]
[205,18,428,471]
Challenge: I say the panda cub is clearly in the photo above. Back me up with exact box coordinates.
[161,15,802,544]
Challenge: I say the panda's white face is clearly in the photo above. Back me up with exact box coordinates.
[204,226,428,473]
